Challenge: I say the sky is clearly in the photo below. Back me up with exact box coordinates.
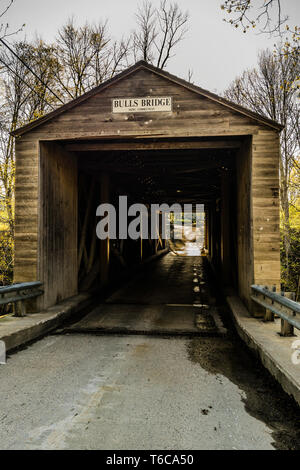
[3,0,300,93]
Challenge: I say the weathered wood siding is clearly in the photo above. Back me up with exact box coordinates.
[236,138,253,307]
[38,142,78,308]
[252,130,280,289]
[14,139,39,283]
[14,69,270,141]
[235,132,280,307]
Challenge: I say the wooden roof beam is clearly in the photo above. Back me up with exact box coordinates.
[65,140,241,152]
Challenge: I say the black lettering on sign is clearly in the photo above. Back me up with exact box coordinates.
[112,96,172,113]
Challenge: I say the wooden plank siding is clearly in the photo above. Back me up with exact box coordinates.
[13,66,281,310]
[252,130,280,289]
[236,138,253,308]
[38,142,78,309]
[15,70,265,142]
[14,139,39,283]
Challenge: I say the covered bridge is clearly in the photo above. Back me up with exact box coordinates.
[12,60,282,313]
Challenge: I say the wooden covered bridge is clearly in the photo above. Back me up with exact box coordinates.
[12,60,282,315]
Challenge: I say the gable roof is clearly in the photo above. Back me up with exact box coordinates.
[12,60,283,136]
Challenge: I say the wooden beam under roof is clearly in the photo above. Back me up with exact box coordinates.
[78,163,230,177]
[65,139,242,152]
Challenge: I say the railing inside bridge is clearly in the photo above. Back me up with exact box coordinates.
[0,282,43,317]
[251,285,300,336]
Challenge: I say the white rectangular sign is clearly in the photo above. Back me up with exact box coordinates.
[112,96,172,113]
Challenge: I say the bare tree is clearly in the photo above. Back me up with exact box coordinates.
[53,18,131,100]
[221,0,288,33]
[99,37,132,82]
[0,38,60,283]
[133,1,157,63]
[220,1,299,61]
[53,18,109,99]
[0,0,24,40]
[186,68,194,83]
[132,0,189,69]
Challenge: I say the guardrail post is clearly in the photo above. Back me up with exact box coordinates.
[252,290,265,318]
[264,285,276,322]
[280,292,295,336]
[14,300,26,317]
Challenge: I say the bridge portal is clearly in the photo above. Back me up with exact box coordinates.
[12,61,282,313]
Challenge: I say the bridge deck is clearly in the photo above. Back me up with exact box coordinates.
[65,254,223,336]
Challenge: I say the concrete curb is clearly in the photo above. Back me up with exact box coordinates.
[227,295,300,407]
[0,293,92,352]
[0,252,169,355]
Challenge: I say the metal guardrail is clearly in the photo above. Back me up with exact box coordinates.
[251,284,300,336]
[0,282,43,317]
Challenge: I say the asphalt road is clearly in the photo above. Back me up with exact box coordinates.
[0,331,299,450]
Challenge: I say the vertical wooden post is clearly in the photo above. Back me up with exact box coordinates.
[100,172,110,285]
[140,216,143,261]
[208,207,212,258]
[15,300,26,317]
[156,211,164,253]
[209,205,214,261]
[280,292,295,336]
[264,285,275,321]
[221,172,231,285]
[170,213,174,242]
[204,209,208,251]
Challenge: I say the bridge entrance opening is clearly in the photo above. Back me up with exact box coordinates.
[38,136,243,312]
[36,132,261,317]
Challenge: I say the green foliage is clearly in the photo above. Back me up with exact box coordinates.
[280,227,300,299]
[0,231,13,286]
[0,230,13,314]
